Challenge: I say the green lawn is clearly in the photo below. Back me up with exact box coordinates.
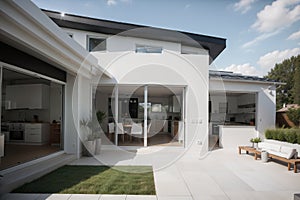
[13,165,156,195]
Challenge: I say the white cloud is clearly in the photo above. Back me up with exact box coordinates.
[288,29,300,40]
[220,63,260,76]
[107,0,131,6]
[257,48,300,71]
[223,48,300,77]
[107,0,117,6]
[234,0,256,14]
[252,0,300,33]
[242,30,279,48]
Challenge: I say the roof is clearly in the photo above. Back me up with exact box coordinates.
[42,9,226,63]
[277,104,300,112]
[209,70,283,84]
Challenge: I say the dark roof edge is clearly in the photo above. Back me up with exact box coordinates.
[42,9,226,62]
[209,70,285,85]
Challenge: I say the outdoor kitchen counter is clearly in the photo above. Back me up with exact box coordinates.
[218,125,257,149]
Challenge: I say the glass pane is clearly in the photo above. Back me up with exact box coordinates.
[136,45,162,53]
[89,38,106,52]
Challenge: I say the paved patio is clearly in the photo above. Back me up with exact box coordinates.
[2,145,300,200]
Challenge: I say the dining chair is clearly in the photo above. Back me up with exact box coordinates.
[117,123,126,143]
[130,123,143,142]
[108,122,115,141]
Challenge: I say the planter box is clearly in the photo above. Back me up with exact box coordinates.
[83,140,96,157]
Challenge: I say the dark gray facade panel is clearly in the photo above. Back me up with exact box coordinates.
[0,42,66,82]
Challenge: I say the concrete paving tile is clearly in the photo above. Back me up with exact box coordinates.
[207,171,254,192]
[233,171,283,191]
[157,196,193,200]
[195,195,230,200]
[126,195,157,200]
[225,191,294,200]
[181,172,227,198]
[36,194,52,200]
[44,194,72,200]
[154,166,191,196]
[99,194,126,200]
[69,194,101,200]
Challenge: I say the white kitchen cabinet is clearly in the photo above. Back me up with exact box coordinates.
[227,96,237,114]
[6,84,49,109]
[25,123,50,144]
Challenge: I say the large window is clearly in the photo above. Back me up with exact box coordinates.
[0,65,65,170]
[87,36,106,52]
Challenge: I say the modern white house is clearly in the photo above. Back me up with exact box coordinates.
[0,0,280,183]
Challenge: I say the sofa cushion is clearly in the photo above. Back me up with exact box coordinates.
[280,146,296,159]
[258,142,281,152]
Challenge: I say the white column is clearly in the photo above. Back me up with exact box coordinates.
[182,87,185,147]
[144,85,148,147]
[114,85,119,146]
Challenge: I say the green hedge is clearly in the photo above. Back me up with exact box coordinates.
[265,129,300,144]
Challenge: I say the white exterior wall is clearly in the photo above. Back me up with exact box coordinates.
[64,72,94,157]
[257,87,276,137]
[209,79,276,137]
[219,125,257,149]
[64,73,78,154]
[62,28,181,53]
[93,50,209,151]
[63,28,212,151]
[62,28,109,50]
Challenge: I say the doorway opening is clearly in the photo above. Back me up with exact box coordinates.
[94,84,185,147]
[0,65,65,170]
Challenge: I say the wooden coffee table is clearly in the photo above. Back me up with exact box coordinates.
[238,146,261,160]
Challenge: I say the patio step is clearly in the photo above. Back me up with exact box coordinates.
[0,153,76,194]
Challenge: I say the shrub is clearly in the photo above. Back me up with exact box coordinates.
[277,129,286,141]
[264,128,300,143]
[284,129,297,143]
[265,129,273,139]
[271,130,279,140]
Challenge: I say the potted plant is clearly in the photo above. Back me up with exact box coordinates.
[94,110,107,155]
[80,111,107,156]
[80,118,96,157]
[252,137,261,149]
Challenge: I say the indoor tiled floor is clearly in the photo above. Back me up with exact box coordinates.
[0,144,60,170]
[102,133,182,147]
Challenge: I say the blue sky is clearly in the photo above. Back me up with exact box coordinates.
[32,0,300,77]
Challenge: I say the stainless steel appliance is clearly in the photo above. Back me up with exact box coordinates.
[9,123,25,141]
